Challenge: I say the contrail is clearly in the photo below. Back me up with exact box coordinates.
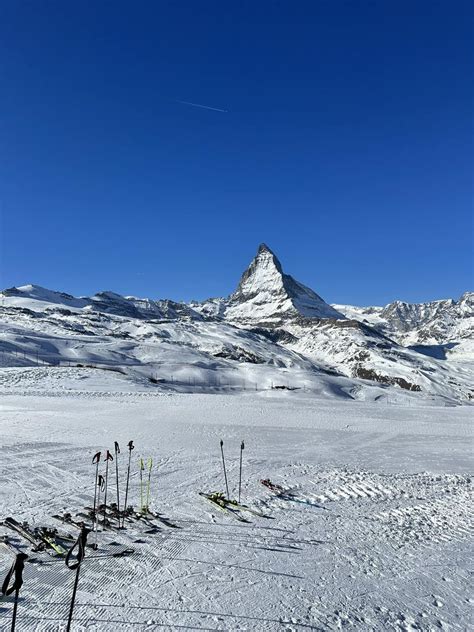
[177,100,228,113]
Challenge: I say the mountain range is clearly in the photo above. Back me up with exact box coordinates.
[1,244,472,404]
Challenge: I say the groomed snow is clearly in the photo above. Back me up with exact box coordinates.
[0,369,472,631]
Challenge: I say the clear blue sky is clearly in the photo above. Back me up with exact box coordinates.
[1,1,472,305]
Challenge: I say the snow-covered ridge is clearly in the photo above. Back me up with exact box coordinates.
[334,291,474,355]
[1,245,473,403]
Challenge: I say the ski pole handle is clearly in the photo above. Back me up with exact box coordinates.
[105,450,113,462]
[128,440,134,452]
[66,527,90,570]
[1,552,28,596]
[114,441,120,454]
[92,452,101,464]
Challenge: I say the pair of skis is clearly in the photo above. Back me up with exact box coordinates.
[199,491,270,522]
[199,492,250,523]
[201,440,271,522]
[2,517,68,556]
[201,440,247,522]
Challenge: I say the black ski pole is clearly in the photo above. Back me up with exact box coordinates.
[103,450,114,526]
[92,451,101,524]
[114,441,121,527]
[1,551,28,632]
[65,526,90,632]
[95,474,105,539]
[238,440,245,504]
[122,440,134,527]
[220,439,230,500]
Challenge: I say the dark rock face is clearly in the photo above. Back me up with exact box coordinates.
[353,366,422,391]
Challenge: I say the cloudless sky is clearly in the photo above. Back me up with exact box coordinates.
[1,1,472,305]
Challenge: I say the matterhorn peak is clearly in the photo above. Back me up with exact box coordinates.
[234,244,284,299]
[257,242,277,255]
[227,244,344,323]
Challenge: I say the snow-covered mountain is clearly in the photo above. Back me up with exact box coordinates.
[227,243,343,322]
[333,291,474,360]
[1,245,472,404]
[191,244,343,323]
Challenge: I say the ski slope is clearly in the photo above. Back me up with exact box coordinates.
[0,369,472,631]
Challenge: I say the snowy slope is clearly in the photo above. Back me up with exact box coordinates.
[1,245,473,403]
[0,388,472,630]
[1,246,472,631]
[0,286,374,400]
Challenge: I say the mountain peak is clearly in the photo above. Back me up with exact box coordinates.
[257,242,276,256]
[234,244,283,299]
[228,244,343,322]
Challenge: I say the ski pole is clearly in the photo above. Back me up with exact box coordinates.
[114,441,121,527]
[92,451,101,524]
[65,526,90,632]
[238,440,245,504]
[145,457,153,511]
[95,475,105,539]
[103,450,114,527]
[1,551,28,631]
[122,440,134,527]
[139,458,145,513]
[220,440,230,500]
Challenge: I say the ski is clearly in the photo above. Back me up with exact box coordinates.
[2,518,44,551]
[81,504,157,531]
[86,503,159,528]
[226,499,272,519]
[85,504,145,526]
[141,509,180,529]
[260,478,286,494]
[132,512,160,528]
[259,479,323,509]
[39,525,75,545]
[199,492,250,523]
[2,518,67,556]
[36,528,69,555]
[76,511,121,531]
[260,478,301,498]
[1,535,34,557]
[52,513,91,531]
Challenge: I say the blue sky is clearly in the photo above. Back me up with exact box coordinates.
[1,1,472,305]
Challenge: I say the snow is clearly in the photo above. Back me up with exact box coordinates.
[334,293,474,358]
[6,284,468,404]
[0,370,472,630]
[1,244,472,404]
[1,243,472,629]
[225,244,343,322]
